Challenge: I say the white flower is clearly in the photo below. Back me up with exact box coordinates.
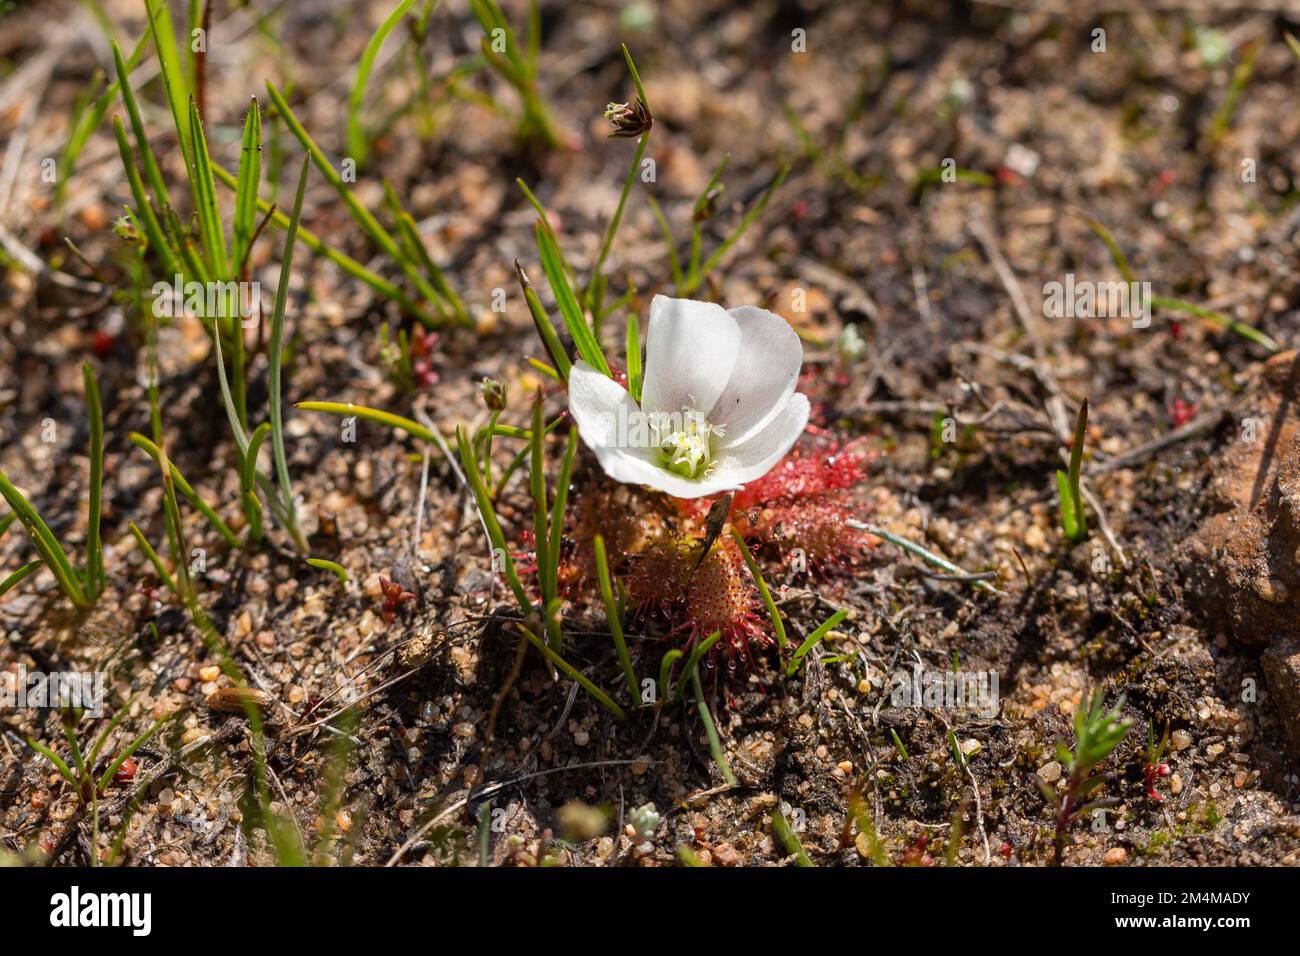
[568,295,809,499]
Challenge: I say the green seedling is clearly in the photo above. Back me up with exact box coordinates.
[307,558,349,584]
[772,808,814,866]
[691,660,736,786]
[1042,689,1132,864]
[28,705,173,808]
[468,0,570,150]
[786,608,849,677]
[28,699,175,865]
[1056,399,1088,544]
[0,363,105,609]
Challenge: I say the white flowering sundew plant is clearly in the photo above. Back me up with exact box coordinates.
[568,295,809,498]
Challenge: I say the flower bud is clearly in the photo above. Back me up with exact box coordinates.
[480,377,507,412]
[603,97,653,138]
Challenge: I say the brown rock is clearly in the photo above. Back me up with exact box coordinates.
[1262,637,1300,757]
[1184,351,1300,647]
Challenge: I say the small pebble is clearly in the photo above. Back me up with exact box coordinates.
[713,843,739,866]
[1104,847,1128,865]
[1038,760,1062,783]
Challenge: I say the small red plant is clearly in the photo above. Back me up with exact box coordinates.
[561,436,876,667]
[900,833,934,867]
[113,757,138,783]
[378,577,416,625]
[1171,398,1197,429]
[410,327,440,390]
[1144,720,1172,802]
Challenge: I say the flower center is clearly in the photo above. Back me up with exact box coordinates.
[654,407,723,480]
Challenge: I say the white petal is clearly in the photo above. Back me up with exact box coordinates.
[568,362,748,499]
[587,446,742,499]
[640,295,741,416]
[708,305,803,443]
[711,393,810,486]
[567,361,640,449]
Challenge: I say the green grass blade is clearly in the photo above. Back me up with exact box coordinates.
[144,0,193,162]
[731,530,786,649]
[112,39,175,225]
[625,309,642,403]
[111,114,181,280]
[785,608,849,677]
[264,82,444,309]
[186,97,229,279]
[0,561,41,600]
[347,0,419,163]
[306,557,349,583]
[296,401,437,443]
[87,694,140,767]
[593,534,638,703]
[690,663,736,785]
[98,713,171,793]
[516,624,627,720]
[232,98,263,273]
[1084,216,1137,286]
[658,649,682,702]
[127,521,177,593]
[393,209,470,326]
[1150,295,1279,353]
[645,196,683,291]
[129,433,239,548]
[1066,399,1088,541]
[267,157,311,550]
[240,421,271,540]
[847,520,1000,595]
[689,164,790,293]
[241,421,271,491]
[772,808,814,866]
[212,162,438,326]
[26,736,77,788]
[535,222,609,375]
[516,259,571,380]
[0,473,88,608]
[82,363,105,598]
[456,428,532,615]
[674,630,721,703]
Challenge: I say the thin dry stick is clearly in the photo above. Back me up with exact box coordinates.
[968,219,1071,442]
